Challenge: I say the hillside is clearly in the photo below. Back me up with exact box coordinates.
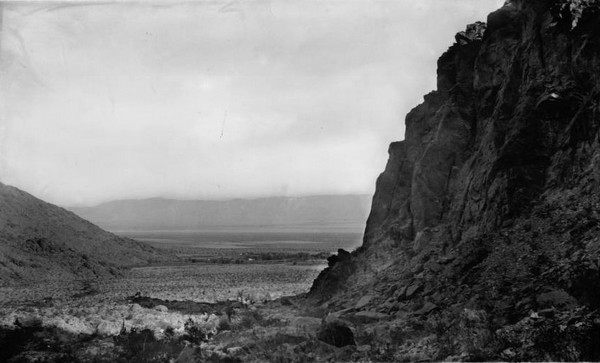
[69,195,371,232]
[310,0,600,360]
[0,182,166,284]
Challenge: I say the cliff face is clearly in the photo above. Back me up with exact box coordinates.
[310,1,600,360]
[365,0,600,252]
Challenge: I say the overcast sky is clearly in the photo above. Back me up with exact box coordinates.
[0,0,503,206]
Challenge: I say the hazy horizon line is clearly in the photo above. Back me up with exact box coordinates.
[64,192,374,209]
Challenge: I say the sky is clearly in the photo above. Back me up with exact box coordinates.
[0,0,504,207]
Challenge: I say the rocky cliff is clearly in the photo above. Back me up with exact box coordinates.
[310,1,600,360]
[0,183,167,284]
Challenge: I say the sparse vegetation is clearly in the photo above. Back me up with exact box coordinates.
[0,232,335,362]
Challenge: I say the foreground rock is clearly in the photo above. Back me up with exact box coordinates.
[317,320,356,347]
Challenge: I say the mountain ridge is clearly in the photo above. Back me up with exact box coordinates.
[69,194,372,232]
[0,182,169,284]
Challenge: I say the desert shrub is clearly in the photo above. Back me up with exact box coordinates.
[354,325,376,346]
[182,318,208,344]
[224,305,235,321]
[234,309,276,330]
[72,281,100,299]
[0,323,194,363]
[237,313,258,329]
[0,325,79,362]
[248,334,319,363]
[114,327,186,363]
[164,326,175,339]
[217,317,231,332]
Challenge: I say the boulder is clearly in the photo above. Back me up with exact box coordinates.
[424,260,442,273]
[536,289,577,309]
[357,345,372,353]
[454,21,486,45]
[317,320,356,347]
[353,311,388,323]
[96,321,122,336]
[355,295,373,310]
[405,283,423,299]
[154,305,168,312]
[325,308,354,324]
[395,285,408,300]
[280,297,293,306]
[413,302,438,316]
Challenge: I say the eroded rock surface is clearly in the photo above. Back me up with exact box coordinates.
[310,0,600,360]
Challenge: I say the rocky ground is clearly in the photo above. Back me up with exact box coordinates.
[0,289,391,362]
[0,264,339,362]
[311,189,600,361]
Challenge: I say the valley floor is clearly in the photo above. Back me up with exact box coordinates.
[0,275,435,363]
[0,261,345,362]
[0,230,376,362]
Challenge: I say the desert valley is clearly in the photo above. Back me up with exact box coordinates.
[3,0,600,362]
[0,184,373,361]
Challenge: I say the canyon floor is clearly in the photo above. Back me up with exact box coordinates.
[0,230,378,363]
[0,265,472,363]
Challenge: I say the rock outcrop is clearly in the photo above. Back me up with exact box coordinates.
[311,0,600,360]
[0,182,167,284]
[363,0,600,251]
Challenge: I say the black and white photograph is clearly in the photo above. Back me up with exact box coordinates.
[2,0,600,361]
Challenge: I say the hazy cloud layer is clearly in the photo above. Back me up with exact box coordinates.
[0,0,503,206]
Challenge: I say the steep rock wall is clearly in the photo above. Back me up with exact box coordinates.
[363,0,600,252]
[309,2,600,359]
[310,0,600,312]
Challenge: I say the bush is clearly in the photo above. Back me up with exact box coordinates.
[217,317,231,332]
[115,327,185,362]
[237,310,264,330]
[183,318,208,344]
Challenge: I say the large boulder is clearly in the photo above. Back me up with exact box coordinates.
[316,320,356,348]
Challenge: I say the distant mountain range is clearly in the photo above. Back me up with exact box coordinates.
[0,182,167,284]
[69,195,372,232]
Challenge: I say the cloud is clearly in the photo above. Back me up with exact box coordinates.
[0,0,504,206]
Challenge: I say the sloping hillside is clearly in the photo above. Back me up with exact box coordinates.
[310,1,600,360]
[69,195,371,232]
[0,183,166,284]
